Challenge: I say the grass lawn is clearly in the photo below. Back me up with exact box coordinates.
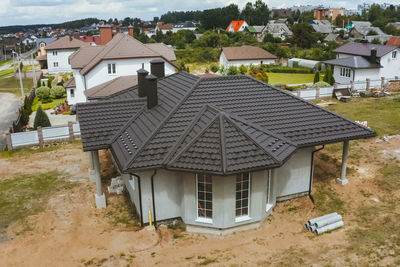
[320,96,400,136]
[31,96,67,111]
[0,59,11,67]
[267,73,316,85]
[0,68,14,78]
[0,76,33,97]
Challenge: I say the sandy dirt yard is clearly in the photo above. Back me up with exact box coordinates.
[0,136,399,266]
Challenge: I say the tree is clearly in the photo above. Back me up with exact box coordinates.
[288,23,316,48]
[34,106,51,130]
[226,66,238,75]
[240,0,270,25]
[238,64,248,75]
[210,64,219,73]
[313,71,320,84]
[323,68,335,85]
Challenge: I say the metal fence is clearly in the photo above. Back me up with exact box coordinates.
[6,122,80,150]
[290,77,399,100]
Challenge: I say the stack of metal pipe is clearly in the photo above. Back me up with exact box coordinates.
[304,212,344,235]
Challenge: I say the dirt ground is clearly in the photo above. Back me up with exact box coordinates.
[0,136,399,266]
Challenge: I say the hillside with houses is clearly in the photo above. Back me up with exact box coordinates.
[1,1,400,266]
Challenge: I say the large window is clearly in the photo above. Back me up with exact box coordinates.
[108,63,116,74]
[196,174,212,223]
[340,67,351,78]
[236,173,250,221]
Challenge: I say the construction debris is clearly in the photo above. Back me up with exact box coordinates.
[304,212,344,235]
[107,176,125,194]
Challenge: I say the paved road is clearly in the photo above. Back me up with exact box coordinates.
[0,93,20,149]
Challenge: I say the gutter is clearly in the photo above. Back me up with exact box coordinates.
[308,145,324,203]
[133,174,144,227]
[150,169,158,228]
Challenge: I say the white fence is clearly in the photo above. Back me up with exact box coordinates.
[290,77,399,100]
[6,122,80,150]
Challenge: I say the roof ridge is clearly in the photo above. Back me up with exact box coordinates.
[123,76,203,171]
[246,75,376,139]
[167,115,221,167]
[219,113,227,174]
[77,97,144,107]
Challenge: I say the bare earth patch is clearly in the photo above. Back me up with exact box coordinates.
[0,137,399,266]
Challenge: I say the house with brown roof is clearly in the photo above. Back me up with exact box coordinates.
[67,32,176,105]
[45,36,89,74]
[155,22,173,34]
[77,60,376,234]
[219,45,277,68]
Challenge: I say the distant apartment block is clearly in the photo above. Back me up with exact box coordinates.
[314,7,346,21]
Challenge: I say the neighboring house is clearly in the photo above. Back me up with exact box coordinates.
[80,35,101,46]
[324,33,340,43]
[45,36,89,74]
[263,22,293,40]
[156,22,173,34]
[76,61,376,234]
[35,37,57,69]
[324,42,400,84]
[172,21,197,33]
[349,21,384,38]
[68,32,176,105]
[220,46,277,67]
[386,36,400,47]
[270,8,293,18]
[245,26,266,42]
[226,21,248,32]
[310,20,334,34]
[314,7,346,21]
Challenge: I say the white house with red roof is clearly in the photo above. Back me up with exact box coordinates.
[226,20,248,32]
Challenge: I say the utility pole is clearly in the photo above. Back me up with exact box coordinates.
[13,51,24,98]
[31,52,36,87]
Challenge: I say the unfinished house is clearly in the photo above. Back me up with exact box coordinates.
[77,60,376,234]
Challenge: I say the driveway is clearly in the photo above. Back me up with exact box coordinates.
[0,93,20,149]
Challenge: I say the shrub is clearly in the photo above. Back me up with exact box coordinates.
[313,71,320,84]
[238,64,248,75]
[33,106,51,130]
[312,81,330,88]
[210,64,219,73]
[323,68,335,85]
[219,65,225,75]
[36,86,50,100]
[226,66,238,75]
[50,86,65,99]
[255,72,269,83]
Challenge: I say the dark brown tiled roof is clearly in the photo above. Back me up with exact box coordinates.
[77,72,376,175]
[63,78,75,88]
[85,75,138,100]
[324,56,382,69]
[334,42,397,57]
[222,45,277,61]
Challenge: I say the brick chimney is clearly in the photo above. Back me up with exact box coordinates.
[137,68,149,97]
[145,74,158,109]
[370,48,377,63]
[99,25,112,45]
[128,25,134,37]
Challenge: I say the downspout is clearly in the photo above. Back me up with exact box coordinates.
[134,174,144,227]
[309,145,324,203]
[150,169,158,228]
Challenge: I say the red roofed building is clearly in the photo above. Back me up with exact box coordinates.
[80,35,101,46]
[387,36,400,47]
[226,20,248,32]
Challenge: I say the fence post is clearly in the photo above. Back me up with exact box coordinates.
[6,133,13,150]
[350,80,354,93]
[316,87,320,99]
[297,89,301,97]
[366,78,370,91]
[37,126,44,145]
[381,77,385,89]
[68,121,74,141]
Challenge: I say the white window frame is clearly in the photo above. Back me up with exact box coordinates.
[52,50,57,56]
[195,174,213,224]
[107,63,116,74]
[53,62,58,68]
[266,169,273,211]
[392,51,397,59]
[340,67,351,78]
[235,172,251,223]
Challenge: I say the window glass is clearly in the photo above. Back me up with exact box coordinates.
[236,173,250,218]
[197,174,212,220]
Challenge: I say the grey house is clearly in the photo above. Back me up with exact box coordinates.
[77,60,375,234]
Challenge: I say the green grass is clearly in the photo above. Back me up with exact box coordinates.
[32,96,67,111]
[1,140,82,158]
[0,59,11,67]
[0,76,33,97]
[322,97,400,136]
[0,68,14,78]
[267,73,316,85]
[0,172,73,230]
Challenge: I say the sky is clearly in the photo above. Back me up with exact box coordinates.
[0,0,396,27]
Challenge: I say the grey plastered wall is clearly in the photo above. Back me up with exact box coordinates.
[122,173,141,217]
[274,147,314,198]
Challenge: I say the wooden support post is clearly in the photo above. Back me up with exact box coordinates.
[316,87,320,99]
[366,78,370,91]
[6,133,13,150]
[381,77,385,89]
[68,121,74,140]
[37,126,43,145]
[350,80,354,94]
[297,89,301,97]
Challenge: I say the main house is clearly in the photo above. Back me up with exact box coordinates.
[77,60,375,234]
[219,46,277,67]
[324,42,400,84]
[45,36,89,74]
[66,32,176,105]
